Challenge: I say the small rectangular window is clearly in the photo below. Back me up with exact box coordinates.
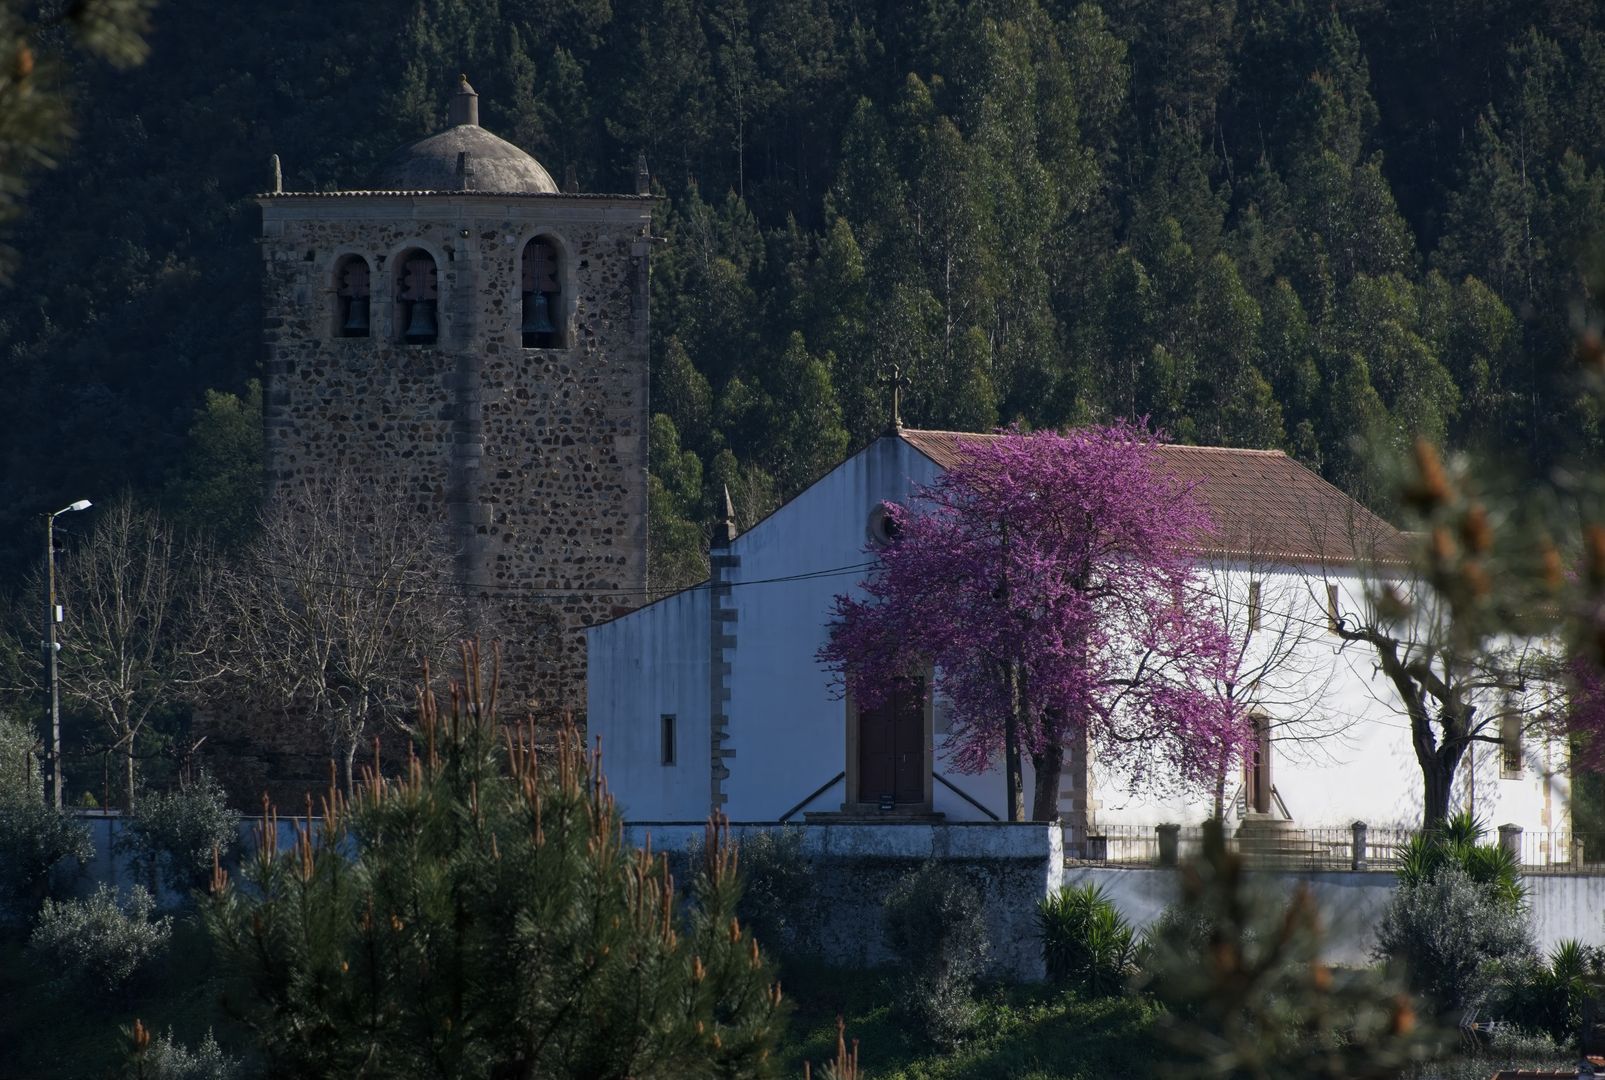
[1501,713,1523,778]
[660,715,676,766]
[1325,583,1341,634]
[1247,580,1262,633]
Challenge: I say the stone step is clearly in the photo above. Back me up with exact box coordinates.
[804,806,947,823]
[1236,815,1328,863]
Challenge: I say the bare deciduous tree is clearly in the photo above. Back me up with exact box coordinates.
[1196,551,1341,821]
[1297,489,1564,830]
[51,500,216,810]
[210,479,470,794]
[1324,573,1560,830]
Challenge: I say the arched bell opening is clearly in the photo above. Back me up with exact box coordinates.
[520,236,563,349]
[333,255,372,338]
[395,248,439,346]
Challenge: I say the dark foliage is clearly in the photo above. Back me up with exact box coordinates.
[882,861,989,1050]
[1,0,1603,599]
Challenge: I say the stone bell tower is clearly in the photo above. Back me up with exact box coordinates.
[254,76,652,727]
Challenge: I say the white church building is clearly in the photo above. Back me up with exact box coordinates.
[586,428,1571,852]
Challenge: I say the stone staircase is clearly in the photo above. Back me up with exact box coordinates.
[1235,812,1316,867]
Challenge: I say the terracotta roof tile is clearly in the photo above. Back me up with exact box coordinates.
[899,429,1414,566]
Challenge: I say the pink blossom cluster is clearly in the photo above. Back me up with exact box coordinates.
[819,423,1254,796]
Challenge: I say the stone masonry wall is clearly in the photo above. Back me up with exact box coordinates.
[624,822,1067,981]
[204,193,652,796]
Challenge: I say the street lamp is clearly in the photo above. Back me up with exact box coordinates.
[45,499,91,808]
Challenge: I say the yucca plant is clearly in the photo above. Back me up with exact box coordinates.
[1038,882,1137,996]
[203,642,785,1079]
[1399,812,1525,911]
[1491,938,1605,1044]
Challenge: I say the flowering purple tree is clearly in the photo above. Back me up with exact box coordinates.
[819,424,1253,822]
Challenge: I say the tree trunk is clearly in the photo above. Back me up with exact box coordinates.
[124,738,137,812]
[1421,749,1457,830]
[1030,741,1063,822]
[1003,661,1025,822]
[342,739,358,798]
[1411,706,1470,831]
[1425,738,1470,828]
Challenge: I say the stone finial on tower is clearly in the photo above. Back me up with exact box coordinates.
[563,162,579,194]
[712,485,738,548]
[635,151,651,196]
[455,150,474,190]
[450,74,480,127]
[270,153,283,194]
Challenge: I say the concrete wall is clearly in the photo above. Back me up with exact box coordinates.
[71,814,309,909]
[1063,865,1605,965]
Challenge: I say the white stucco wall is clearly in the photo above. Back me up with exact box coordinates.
[588,435,1028,824]
[719,435,961,819]
[588,437,1568,837]
[587,586,711,821]
[1099,567,1567,836]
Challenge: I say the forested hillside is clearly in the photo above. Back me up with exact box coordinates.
[3,0,1603,591]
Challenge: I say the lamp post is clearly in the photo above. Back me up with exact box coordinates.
[45,499,91,808]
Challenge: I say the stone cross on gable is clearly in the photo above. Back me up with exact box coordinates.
[879,363,911,434]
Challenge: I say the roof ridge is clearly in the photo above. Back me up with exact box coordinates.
[899,428,1290,457]
[1159,444,1288,457]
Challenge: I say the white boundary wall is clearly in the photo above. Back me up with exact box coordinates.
[1065,866,1605,965]
[70,817,1605,978]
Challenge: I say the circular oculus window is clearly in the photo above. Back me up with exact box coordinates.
[867,503,902,547]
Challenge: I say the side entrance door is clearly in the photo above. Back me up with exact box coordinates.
[1244,715,1272,814]
[858,676,925,806]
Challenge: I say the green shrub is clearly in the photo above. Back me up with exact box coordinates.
[203,647,783,1078]
[735,826,814,956]
[1141,821,1438,1078]
[1485,939,1605,1044]
[0,799,93,925]
[141,1028,241,1080]
[883,861,989,1049]
[0,713,43,807]
[1374,863,1533,1013]
[28,883,172,993]
[1137,898,1219,969]
[1038,882,1136,996]
[117,773,241,897]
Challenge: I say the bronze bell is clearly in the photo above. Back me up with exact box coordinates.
[342,295,370,336]
[404,299,438,343]
[521,290,557,344]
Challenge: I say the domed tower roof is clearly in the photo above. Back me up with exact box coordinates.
[372,76,557,194]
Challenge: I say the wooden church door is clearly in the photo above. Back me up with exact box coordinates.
[858,677,925,805]
[1245,715,1272,814]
